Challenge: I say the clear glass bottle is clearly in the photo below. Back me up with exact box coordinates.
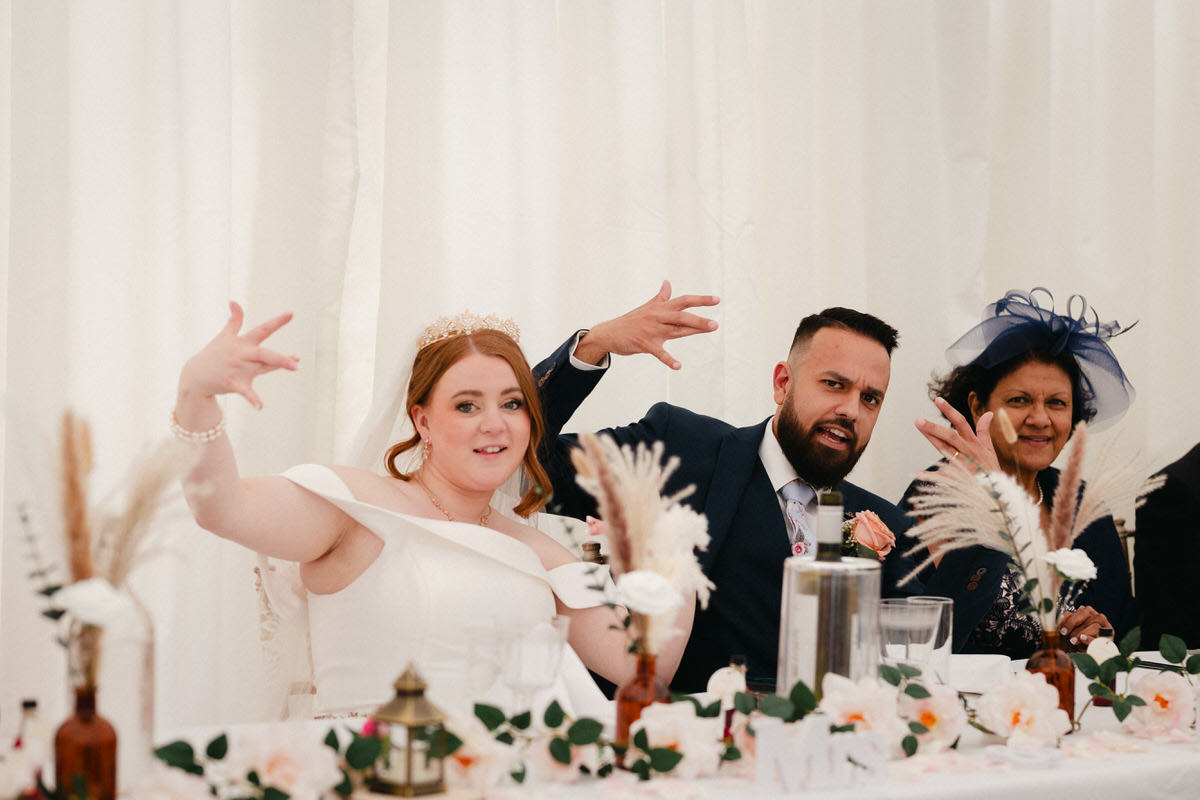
[777,491,881,700]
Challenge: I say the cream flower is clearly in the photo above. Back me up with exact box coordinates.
[615,570,683,616]
[898,683,967,753]
[629,701,723,779]
[817,674,907,744]
[125,761,214,800]
[219,724,343,800]
[976,672,1071,747]
[443,710,515,793]
[56,577,128,626]
[1123,671,1195,737]
[1040,548,1097,582]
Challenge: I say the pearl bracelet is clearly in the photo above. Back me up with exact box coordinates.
[170,409,226,444]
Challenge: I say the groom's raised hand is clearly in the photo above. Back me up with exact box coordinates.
[574,280,720,370]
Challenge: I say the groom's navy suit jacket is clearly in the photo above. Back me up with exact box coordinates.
[534,338,921,693]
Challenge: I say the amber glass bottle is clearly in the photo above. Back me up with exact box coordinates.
[54,685,117,800]
[614,646,671,765]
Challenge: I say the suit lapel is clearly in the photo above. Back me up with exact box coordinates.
[700,418,775,572]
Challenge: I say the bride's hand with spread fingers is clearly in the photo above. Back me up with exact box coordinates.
[914,397,1001,472]
[179,301,300,411]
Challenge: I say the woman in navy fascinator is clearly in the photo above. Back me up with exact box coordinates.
[901,288,1139,659]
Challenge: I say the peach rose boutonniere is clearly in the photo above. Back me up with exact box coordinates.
[842,510,895,561]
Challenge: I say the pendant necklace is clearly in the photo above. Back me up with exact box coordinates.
[414,473,492,527]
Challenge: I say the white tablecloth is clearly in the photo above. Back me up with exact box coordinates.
[158,655,1200,800]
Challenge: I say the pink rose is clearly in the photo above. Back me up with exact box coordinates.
[851,511,895,560]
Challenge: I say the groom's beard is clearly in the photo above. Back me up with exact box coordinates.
[775,400,865,489]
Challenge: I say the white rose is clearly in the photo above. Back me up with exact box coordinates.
[976,671,1071,747]
[55,577,128,626]
[221,724,343,800]
[615,570,683,616]
[1040,548,1097,582]
[629,702,723,779]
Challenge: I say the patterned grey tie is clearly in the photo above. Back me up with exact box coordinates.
[780,479,815,557]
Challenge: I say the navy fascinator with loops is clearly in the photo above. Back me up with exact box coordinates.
[945,288,1135,430]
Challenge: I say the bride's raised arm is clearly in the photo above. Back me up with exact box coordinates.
[174,302,352,562]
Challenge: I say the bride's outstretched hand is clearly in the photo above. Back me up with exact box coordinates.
[574,279,720,369]
[914,397,1001,473]
[181,301,299,410]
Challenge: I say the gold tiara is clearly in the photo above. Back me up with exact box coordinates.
[417,311,521,349]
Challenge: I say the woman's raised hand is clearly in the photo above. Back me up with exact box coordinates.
[914,397,1001,473]
[181,301,299,410]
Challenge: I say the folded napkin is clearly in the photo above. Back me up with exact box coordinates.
[948,654,1012,695]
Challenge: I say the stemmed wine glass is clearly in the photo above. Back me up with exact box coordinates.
[498,616,571,715]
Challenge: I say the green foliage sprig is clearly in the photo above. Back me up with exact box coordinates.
[1071,627,1200,723]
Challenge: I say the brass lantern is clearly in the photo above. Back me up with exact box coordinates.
[368,664,447,797]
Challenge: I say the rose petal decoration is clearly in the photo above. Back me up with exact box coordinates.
[851,511,895,560]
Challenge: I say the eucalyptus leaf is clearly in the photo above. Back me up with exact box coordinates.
[333,770,352,798]
[510,764,526,784]
[908,721,929,734]
[154,741,202,775]
[633,728,650,752]
[759,694,796,721]
[789,681,818,718]
[206,734,229,760]
[1071,653,1099,679]
[1160,633,1188,664]
[734,692,758,715]
[878,664,902,686]
[263,787,290,800]
[631,759,651,781]
[1119,627,1141,657]
[344,736,382,770]
[474,704,506,732]
[1187,654,1200,675]
[495,731,515,745]
[510,711,532,731]
[1112,699,1132,721]
[543,700,565,728]
[902,734,918,757]
[722,745,742,762]
[896,663,922,680]
[549,736,572,765]
[904,683,932,699]
[324,729,340,752]
[568,718,604,745]
[649,747,684,773]
[1127,694,1147,706]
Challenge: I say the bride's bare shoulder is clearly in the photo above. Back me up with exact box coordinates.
[327,465,422,510]
[495,514,578,569]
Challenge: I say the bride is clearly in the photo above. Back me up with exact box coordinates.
[172,299,706,719]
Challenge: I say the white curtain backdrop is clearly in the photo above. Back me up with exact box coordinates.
[3,0,1198,733]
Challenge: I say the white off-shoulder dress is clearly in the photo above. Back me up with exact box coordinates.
[278,464,612,722]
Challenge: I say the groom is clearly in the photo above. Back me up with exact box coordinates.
[534,283,920,693]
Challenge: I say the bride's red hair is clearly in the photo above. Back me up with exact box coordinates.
[385,329,551,517]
